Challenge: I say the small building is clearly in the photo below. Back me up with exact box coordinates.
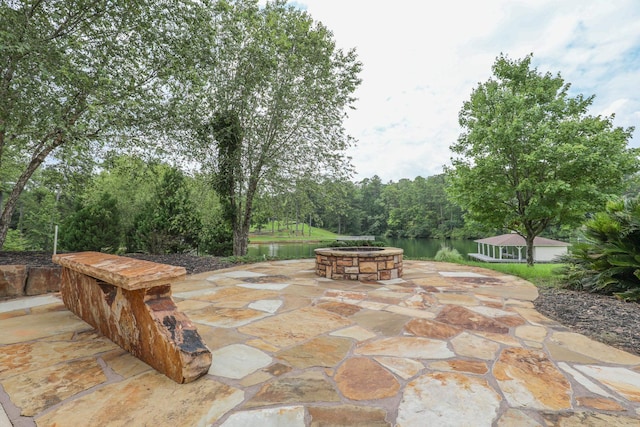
[468,233,570,263]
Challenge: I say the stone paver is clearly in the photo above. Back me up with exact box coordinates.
[208,344,272,379]
[397,372,502,426]
[1,259,639,426]
[335,357,400,400]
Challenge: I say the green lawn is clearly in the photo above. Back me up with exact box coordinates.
[249,221,339,243]
[464,261,565,288]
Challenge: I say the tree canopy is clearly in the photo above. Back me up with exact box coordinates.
[0,0,205,248]
[195,0,362,255]
[447,54,639,265]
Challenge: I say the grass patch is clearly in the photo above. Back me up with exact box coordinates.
[250,221,338,243]
[409,254,565,287]
[465,261,565,288]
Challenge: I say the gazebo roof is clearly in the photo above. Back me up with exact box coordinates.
[475,233,570,247]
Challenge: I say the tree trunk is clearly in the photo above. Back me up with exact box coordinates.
[232,227,249,256]
[231,177,258,256]
[525,234,535,266]
[232,203,250,256]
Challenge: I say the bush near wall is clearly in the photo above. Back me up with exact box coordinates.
[560,197,640,301]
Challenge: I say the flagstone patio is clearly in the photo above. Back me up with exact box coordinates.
[1,259,639,426]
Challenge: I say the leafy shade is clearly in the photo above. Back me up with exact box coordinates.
[561,198,640,301]
[447,54,638,265]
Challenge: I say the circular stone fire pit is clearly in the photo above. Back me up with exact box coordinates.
[314,247,403,281]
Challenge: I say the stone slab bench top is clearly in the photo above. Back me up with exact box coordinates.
[52,252,186,291]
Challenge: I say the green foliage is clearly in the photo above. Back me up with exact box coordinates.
[447,54,638,265]
[355,176,388,236]
[13,186,60,251]
[296,178,362,236]
[129,168,201,254]
[560,197,640,301]
[2,229,28,251]
[308,174,465,239]
[384,175,463,239]
[199,215,233,256]
[199,110,243,256]
[434,245,463,262]
[189,171,234,256]
[622,172,640,198]
[195,0,362,255]
[0,0,208,248]
[207,110,243,226]
[59,193,121,253]
[0,165,86,251]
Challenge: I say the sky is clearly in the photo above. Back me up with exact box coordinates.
[294,0,640,182]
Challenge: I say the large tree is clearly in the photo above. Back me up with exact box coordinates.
[196,0,361,255]
[0,0,205,248]
[447,54,638,265]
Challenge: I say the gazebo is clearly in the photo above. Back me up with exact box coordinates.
[469,233,570,263]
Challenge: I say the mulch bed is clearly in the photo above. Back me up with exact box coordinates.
[534,287,640,356]
[0,252,235,275]
[1,251,638,356]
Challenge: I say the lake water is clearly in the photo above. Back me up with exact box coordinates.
[247,238,478,259]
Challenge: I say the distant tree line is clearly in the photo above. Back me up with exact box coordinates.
[252,174,470,239]
[4,153,640,255]
[1,155,470,254]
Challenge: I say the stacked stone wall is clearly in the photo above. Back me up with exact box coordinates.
[0,266,60,298]
[315,248,403,281]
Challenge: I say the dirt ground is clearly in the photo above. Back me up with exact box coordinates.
[1,251,638,356]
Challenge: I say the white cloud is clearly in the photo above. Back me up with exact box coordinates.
[298,0,640,182]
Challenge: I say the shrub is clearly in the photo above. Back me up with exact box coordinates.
[128,168,201,254]
[2,229,29,251]
[59,192,121,253]
[199,217,233,256]
[434,245,463,262]
[560,197,640,301]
